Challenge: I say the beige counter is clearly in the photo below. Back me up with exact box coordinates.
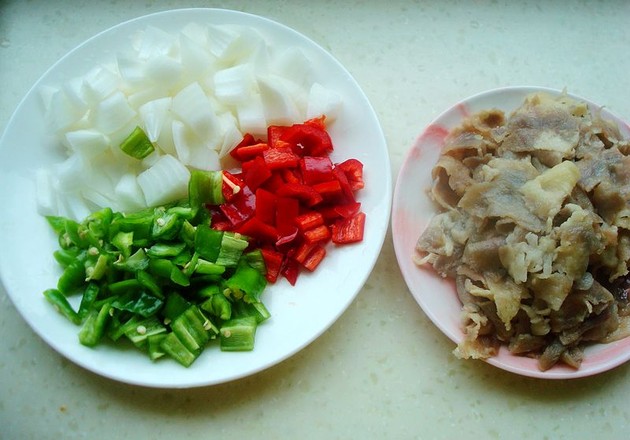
[1,1,630,438]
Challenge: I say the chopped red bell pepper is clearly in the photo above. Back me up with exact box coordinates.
[303,224,331,244]
[261,247,284,283]
[229,133,256,160]
[334,201,362,219]
[267,125,291,149]
[219,184,256,227]
[300,156,334,185]
[336,158,364,191]
[331,211,366,244]
[236,217,278,244]
[255,188,277,226]
[304,115,327,130]
[332,166,356,203]
[275,196,300,236]
[243,156,272,191]
[231,142,269,162]
[281,258,300,286]
[294,211,324,232]
[263,147,300,170]
[312,179,343,201]
[280,168,302,185]
[280,123,333,157]
[276,183,323,207]
[293,241,316,264]
[302,245,326,272]
[222,171,246,203]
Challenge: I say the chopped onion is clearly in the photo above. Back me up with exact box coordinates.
[137,154,190,207]
[139,97,172,142]
[114,173,147,211]
[171,82,220,143]
[214,63,257,105]
[64,129,110,159]
[258,74,301,125]
[91,91,136,134]
[40,22,344,217]
[307,82,343,121]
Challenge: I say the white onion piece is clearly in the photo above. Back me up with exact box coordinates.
[218,114,243,158]
[54,155,90,193]
[137,154,190,206]
[171,119,193,164]
[179,33,215,83]
[114,173,147,211]
[258,74,301,125]
[189,147,220,171]
[46,88,85,132]
[59,191,93,220]
[91,91,136,134]
[116,52,147,89]
[306,82,343,121]
[137,25,177,60]
[145,54,183,89]
[138,97,172,142]
[62,76,89,114]
[171,82,220,144]
[127,86,166,111]
[272,47,313,87]
[35,168,57,216]
[207,24,241,60]
[214,64,257,104]
[181,22,209,46]
[64,129,110,159]
[236,92,267,137]
[82,65,120,104]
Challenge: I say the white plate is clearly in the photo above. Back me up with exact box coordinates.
[393,86,630,379]
[0,9,391,388]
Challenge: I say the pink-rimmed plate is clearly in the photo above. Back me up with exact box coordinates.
[392,86,630,379]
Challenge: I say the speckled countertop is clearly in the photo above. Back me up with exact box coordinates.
[1,1,630,439]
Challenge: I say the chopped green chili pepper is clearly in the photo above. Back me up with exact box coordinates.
[43,170,273,367]
[119,126,155,159]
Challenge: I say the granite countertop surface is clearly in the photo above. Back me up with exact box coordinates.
[1,1,630,439]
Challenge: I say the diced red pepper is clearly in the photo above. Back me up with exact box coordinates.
[336,158,364,191]
[303,224,331,244]
[276,183,323,207]
[332,166,356,203]
[280,168,302,185]
[229,133,256,160]
[219,185,256,227]
[304,115,327,130]
[334,201,362,219]
[312,179,343,201]
[295,211,324,232]
[267,125,291,149]
[261,172,285,192]
[281,258,300,286]
[293,241,316,264]
[300,156,333,185]
[221,171,246,203]
[263,147,300,170]
[255,188,277,226]
[231,142,269,162]
[302,245,326,272]
[275,196,300,236]
[236,217,278,244]
[243,156,272,191]
[280,123,333,157]
[331,211,366,244]
[261,247,284,283]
